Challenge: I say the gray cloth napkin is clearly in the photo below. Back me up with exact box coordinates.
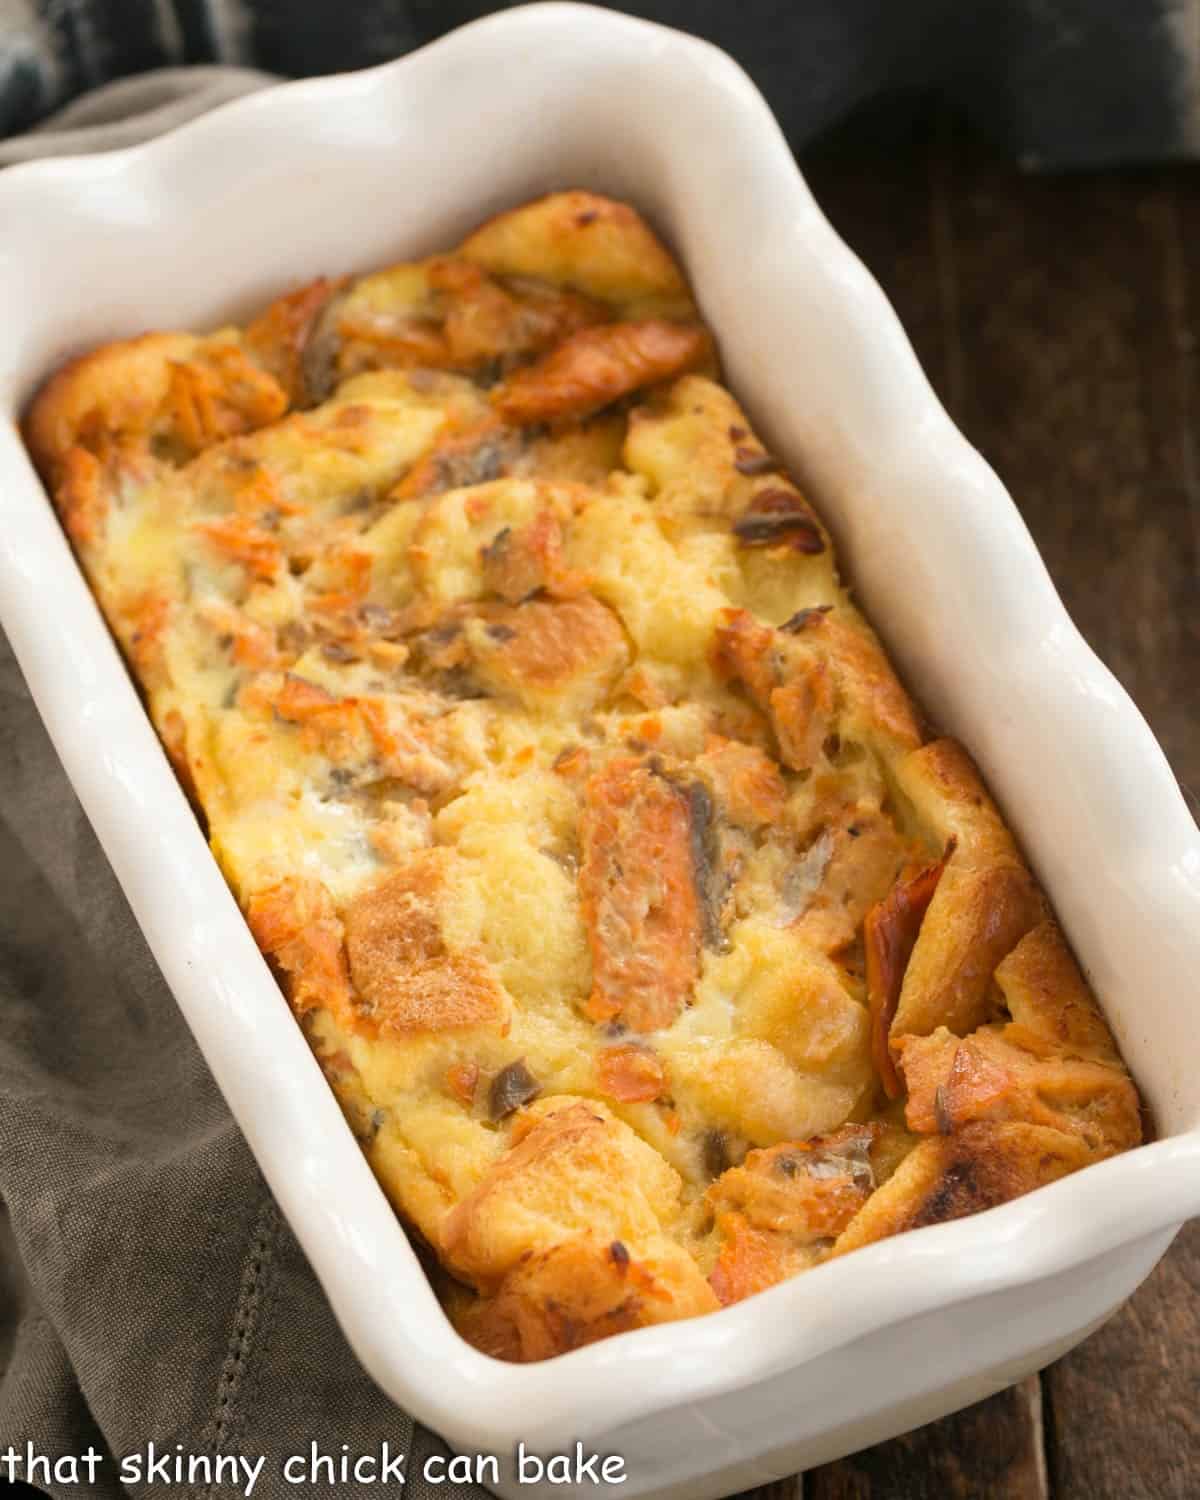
[0,633,489,1498]
[0,67,279,165]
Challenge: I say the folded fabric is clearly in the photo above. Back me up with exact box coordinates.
[0,67,278,165]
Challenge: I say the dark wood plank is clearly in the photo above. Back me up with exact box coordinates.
[934,130,1200,795]
[1030,160,1200,1500]
[1044,1221,1200,1499]
[806,1377,1047,1500]
[732,1480,803,1500]
[811,122,1200,796]
[1166,172,1200,823]
[803,112,950,404]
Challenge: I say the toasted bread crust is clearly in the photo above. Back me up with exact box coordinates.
[832,1121,1092,1254]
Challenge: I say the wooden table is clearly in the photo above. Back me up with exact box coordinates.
[734,114,1200,1500]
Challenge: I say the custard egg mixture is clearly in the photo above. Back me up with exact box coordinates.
[25,192,1142,1361]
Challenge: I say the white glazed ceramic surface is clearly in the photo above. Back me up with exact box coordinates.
[1,8,1198,1496]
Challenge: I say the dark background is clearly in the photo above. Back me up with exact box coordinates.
[2,0,1195,171]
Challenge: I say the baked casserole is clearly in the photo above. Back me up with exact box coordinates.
[25,191,1143,1361]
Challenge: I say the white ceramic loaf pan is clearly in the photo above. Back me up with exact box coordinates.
[1,7,1198,1497]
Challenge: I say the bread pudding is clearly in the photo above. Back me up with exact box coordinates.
[24,191,1143,1362]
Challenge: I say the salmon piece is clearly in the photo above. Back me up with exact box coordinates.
[595,1043,668,1103]
[259,670,365,741]
[782,810,924,964]
[244,277,349,406]
[712,608,833,772]
[123,589,173,689]
[695,735,787,830]
[228,619,280,669]
[247,673,454,794]
[269,673,342,722]
[355,699,455,794]
[551,745,591,783]
[26,332,284,481]
[28,320,287,477]
[246,876,355,1026]
[392,416,525,500]
[578,757,705,1032]
[715,606,922,771]
[492,320,711,425]
[194,513,283,581]
[227,461,302,521]
[51,432,160,552]
[343,853,509,1037]
[166,344,288,454]
[55,446,109,547]
[328,255,605,391]
[710,1131,876,1236]
[614,662,672,710]
[768,660,835,771]
[235,668,341,751]
[446,1061,481,1109]
[307,547,373,614]
[479,510,586,603]
[232,610,296,668]
[899,1025,1140,1155]
[265,676,369,764]
[864,848,953,1098]
[334,310,452,376]
[431,259,537,366]
[803,610,922,755]
[711,608,780,704]
[708,1217,808,1306]
[707,1130,875,1305]
[429,257,607,368]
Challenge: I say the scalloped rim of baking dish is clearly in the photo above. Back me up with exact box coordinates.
[2,1,1199,1459]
